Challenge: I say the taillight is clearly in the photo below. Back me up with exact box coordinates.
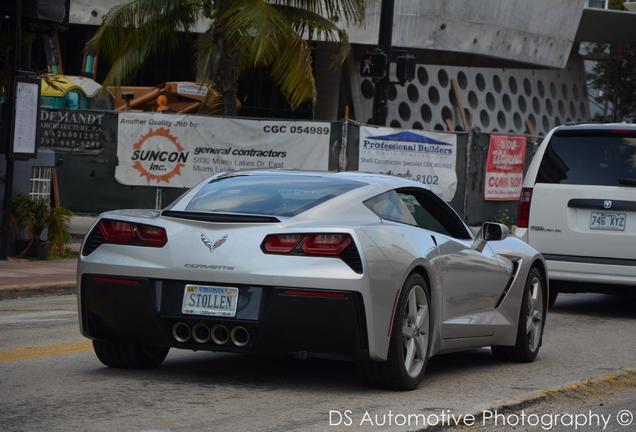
[301,234,352,255]
[99,220,136,243]
[261,233,362,273]
[83,219,167,255]
[262,234,302,253]
[262,233,352,256]
[516,187,533,228]
[137,224,168,246]
[90,276,141,286]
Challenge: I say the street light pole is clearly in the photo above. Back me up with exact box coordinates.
[0,0,22,260]
[370,0,395,127]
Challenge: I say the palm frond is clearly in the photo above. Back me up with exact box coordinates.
[274,5,351,62]
[222,0,291,69]
[88,0,202,86]
[269,31,315,109]
[101,43,154,89]
[273,0,365,25]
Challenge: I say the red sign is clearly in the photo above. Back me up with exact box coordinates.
[484,134,527,201]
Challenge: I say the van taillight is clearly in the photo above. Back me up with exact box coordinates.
[516,187,533,228]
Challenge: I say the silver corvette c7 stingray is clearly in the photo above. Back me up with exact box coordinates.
[78,171,548,390]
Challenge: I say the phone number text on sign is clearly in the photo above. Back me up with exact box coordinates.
[358,126,458,202]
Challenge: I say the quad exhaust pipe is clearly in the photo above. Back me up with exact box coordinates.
[172,322,249,347]
[192,322,210,343]
[172,322,191,343]
[211,324,230,345]
[230,326,250,347]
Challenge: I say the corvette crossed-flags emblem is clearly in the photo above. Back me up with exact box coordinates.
[200,233,228,254]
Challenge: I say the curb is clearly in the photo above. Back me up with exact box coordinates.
[420,369,636,431]
[0,282,77,300]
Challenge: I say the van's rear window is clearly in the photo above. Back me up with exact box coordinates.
[185,175,364,217]
[537,131,636,187]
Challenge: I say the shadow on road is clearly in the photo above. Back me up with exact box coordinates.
[84,347,505,392]
[81,293,636,390]
[551,292,636,319]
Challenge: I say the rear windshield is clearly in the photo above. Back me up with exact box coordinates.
[185,175,364,217]
[537,131,636,187]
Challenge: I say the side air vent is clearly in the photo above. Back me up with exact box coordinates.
[82,226,104,256]
[340,243,363,274]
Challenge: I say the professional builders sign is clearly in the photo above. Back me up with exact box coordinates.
[115,113,330,188]
[358,126,458,201]
[484,134,527,201]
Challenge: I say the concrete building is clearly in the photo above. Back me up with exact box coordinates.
[326,0,636,134]
[34,0,636,133]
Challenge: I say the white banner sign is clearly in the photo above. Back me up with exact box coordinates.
[358,126,458,201]
[116,113,331,188]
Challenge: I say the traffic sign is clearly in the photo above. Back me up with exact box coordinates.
[396,54,416,84]
[360,50,388,80]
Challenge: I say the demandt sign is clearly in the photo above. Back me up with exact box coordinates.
[115,113,331,188]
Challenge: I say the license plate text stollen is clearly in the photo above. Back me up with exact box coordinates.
[181,285,239,317]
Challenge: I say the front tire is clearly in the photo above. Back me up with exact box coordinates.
[492,267,545,362]
[362,273,431,390]
[92,339,169,369]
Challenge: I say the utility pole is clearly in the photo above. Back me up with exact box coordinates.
[1,0,22,260]
[370,0,395,126]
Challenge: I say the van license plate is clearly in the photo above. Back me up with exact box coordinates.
[181,285,239,317]
[590,212,626,231]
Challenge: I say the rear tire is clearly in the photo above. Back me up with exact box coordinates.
[361,273,431,390]
[92,339,169,369]
[492,267,545,362]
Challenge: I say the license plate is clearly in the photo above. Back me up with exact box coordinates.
[181,285,239,317]
[590,211,626,231]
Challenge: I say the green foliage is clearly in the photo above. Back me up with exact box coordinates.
[10,194,50,258]
[89,0,364,113]
[589,43,636,122]
[587,0,636,122]
[493,208,513,230]
[608,0,624,10]
[9,193,73,259]
[48,207,72,257]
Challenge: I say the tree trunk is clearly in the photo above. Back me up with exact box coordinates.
[18,237,33,259]
[209,0,239,116]
[219,49,238,116]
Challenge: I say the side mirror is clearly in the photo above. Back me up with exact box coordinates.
[472,222,509,251]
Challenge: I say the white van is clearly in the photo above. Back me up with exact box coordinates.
[515,124,636,305]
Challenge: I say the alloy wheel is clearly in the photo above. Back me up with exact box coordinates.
[526,277,544,352]
[401,285,429,378]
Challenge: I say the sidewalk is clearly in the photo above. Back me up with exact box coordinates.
[0,257,77,299]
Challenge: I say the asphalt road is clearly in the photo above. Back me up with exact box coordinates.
[446,382,636,432]
[0,292,635,432]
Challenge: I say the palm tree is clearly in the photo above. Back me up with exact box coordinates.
[89,0,364,115]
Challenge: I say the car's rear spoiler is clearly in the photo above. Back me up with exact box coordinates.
[161,210,280,223]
